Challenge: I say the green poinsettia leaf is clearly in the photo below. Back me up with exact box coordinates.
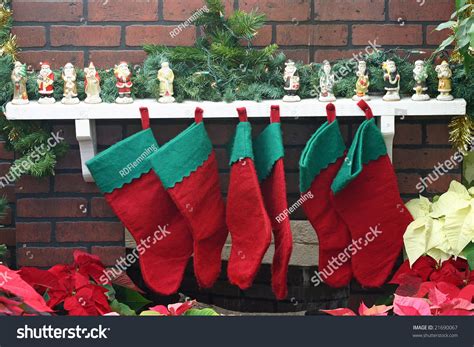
[113,285,151,312]
[139,310,164,316]
[435,21,456,31]
[183,308,219,316]
[462,242,474,270]
[110,299,136,316]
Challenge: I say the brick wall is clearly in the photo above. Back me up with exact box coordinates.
[1,0,460,310]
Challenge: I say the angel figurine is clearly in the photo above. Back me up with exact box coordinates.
[319,60,336,102]
[61,62,79,105]
[84,62,102,104]
[11,61,29,105]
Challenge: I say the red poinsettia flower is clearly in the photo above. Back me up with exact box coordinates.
[63,284,111,316]
[149,300,196,316]
[73,251,109,285]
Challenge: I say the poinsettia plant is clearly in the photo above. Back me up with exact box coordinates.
[0,264,52,315]
[19,250,150,316]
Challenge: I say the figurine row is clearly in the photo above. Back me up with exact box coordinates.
[11,61,175,105]
[283,59,454,103]
[12,58,454,106]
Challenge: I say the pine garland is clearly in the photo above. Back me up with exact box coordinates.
[0,0,472,180]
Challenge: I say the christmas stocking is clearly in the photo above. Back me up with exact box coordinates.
[86,107,193,295]
[150,108,228,289]
[299,103,353,288]
[331,100,413,287]
[253,105,293,300]
[226,108,272,290]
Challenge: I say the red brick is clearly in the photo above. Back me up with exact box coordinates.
[206,123,238,146]
[250,25,273,46]
[0,207,12,226]
[12,0,84,22]
[15,176,50,194]
[163,0,234,20]
[89,50,147,69]
[240,0,311,21]
[52,124,77,146]
[91,197,115,218]
[352,24,422,46]
[96,124,123,146]
[0,163,10,177]
[394,123,422,145]
[51,26,121,47]
[0,142,14,160]
[315,0,385,21]
[277,24,348,46]
[91,246,126,266]
[56,150,81,170]
[0,228,15,246]
[314,49,364,62]
[0,185,15,203]
[88,0,159,22]
[18,51,84,70]
[126,25,196,47]
[54,174,99,193]
[12,26,46,48]
[56,222,124,242]
[426,25,452,46]
[17,198,88,218]
[393,148,458,170]
[17,247,87,267]
[426,123,450,145]
[16,222,51,243]
[389,0,454,21]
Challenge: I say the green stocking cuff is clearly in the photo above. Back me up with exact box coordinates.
[150,122,213,189]
[299,120,346,193]
[253,123,285,181]
[229,122,254,166]
[331,118,388,194]
[86,128,159,194]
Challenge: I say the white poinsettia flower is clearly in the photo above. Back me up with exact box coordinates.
[405,196,432,220]
[404,216,433,266]
[430,181,471,218]
[443,202,474,256]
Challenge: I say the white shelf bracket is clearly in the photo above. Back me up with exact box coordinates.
[378,115,396,162]
[75,119,97,182]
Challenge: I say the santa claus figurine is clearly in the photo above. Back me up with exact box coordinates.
[84,62,102,104]
[114,61,133,104]
[37,62,55,104]
[61,62,79,105]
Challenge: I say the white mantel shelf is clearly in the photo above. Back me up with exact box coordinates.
[4,97,467,182]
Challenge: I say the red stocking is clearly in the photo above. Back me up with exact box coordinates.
[150,108,228,289]
[254,105,293,299]
[299,103,352,288]
[226,107,272,290]
[331,100,413,287]
[86,108,193,295]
